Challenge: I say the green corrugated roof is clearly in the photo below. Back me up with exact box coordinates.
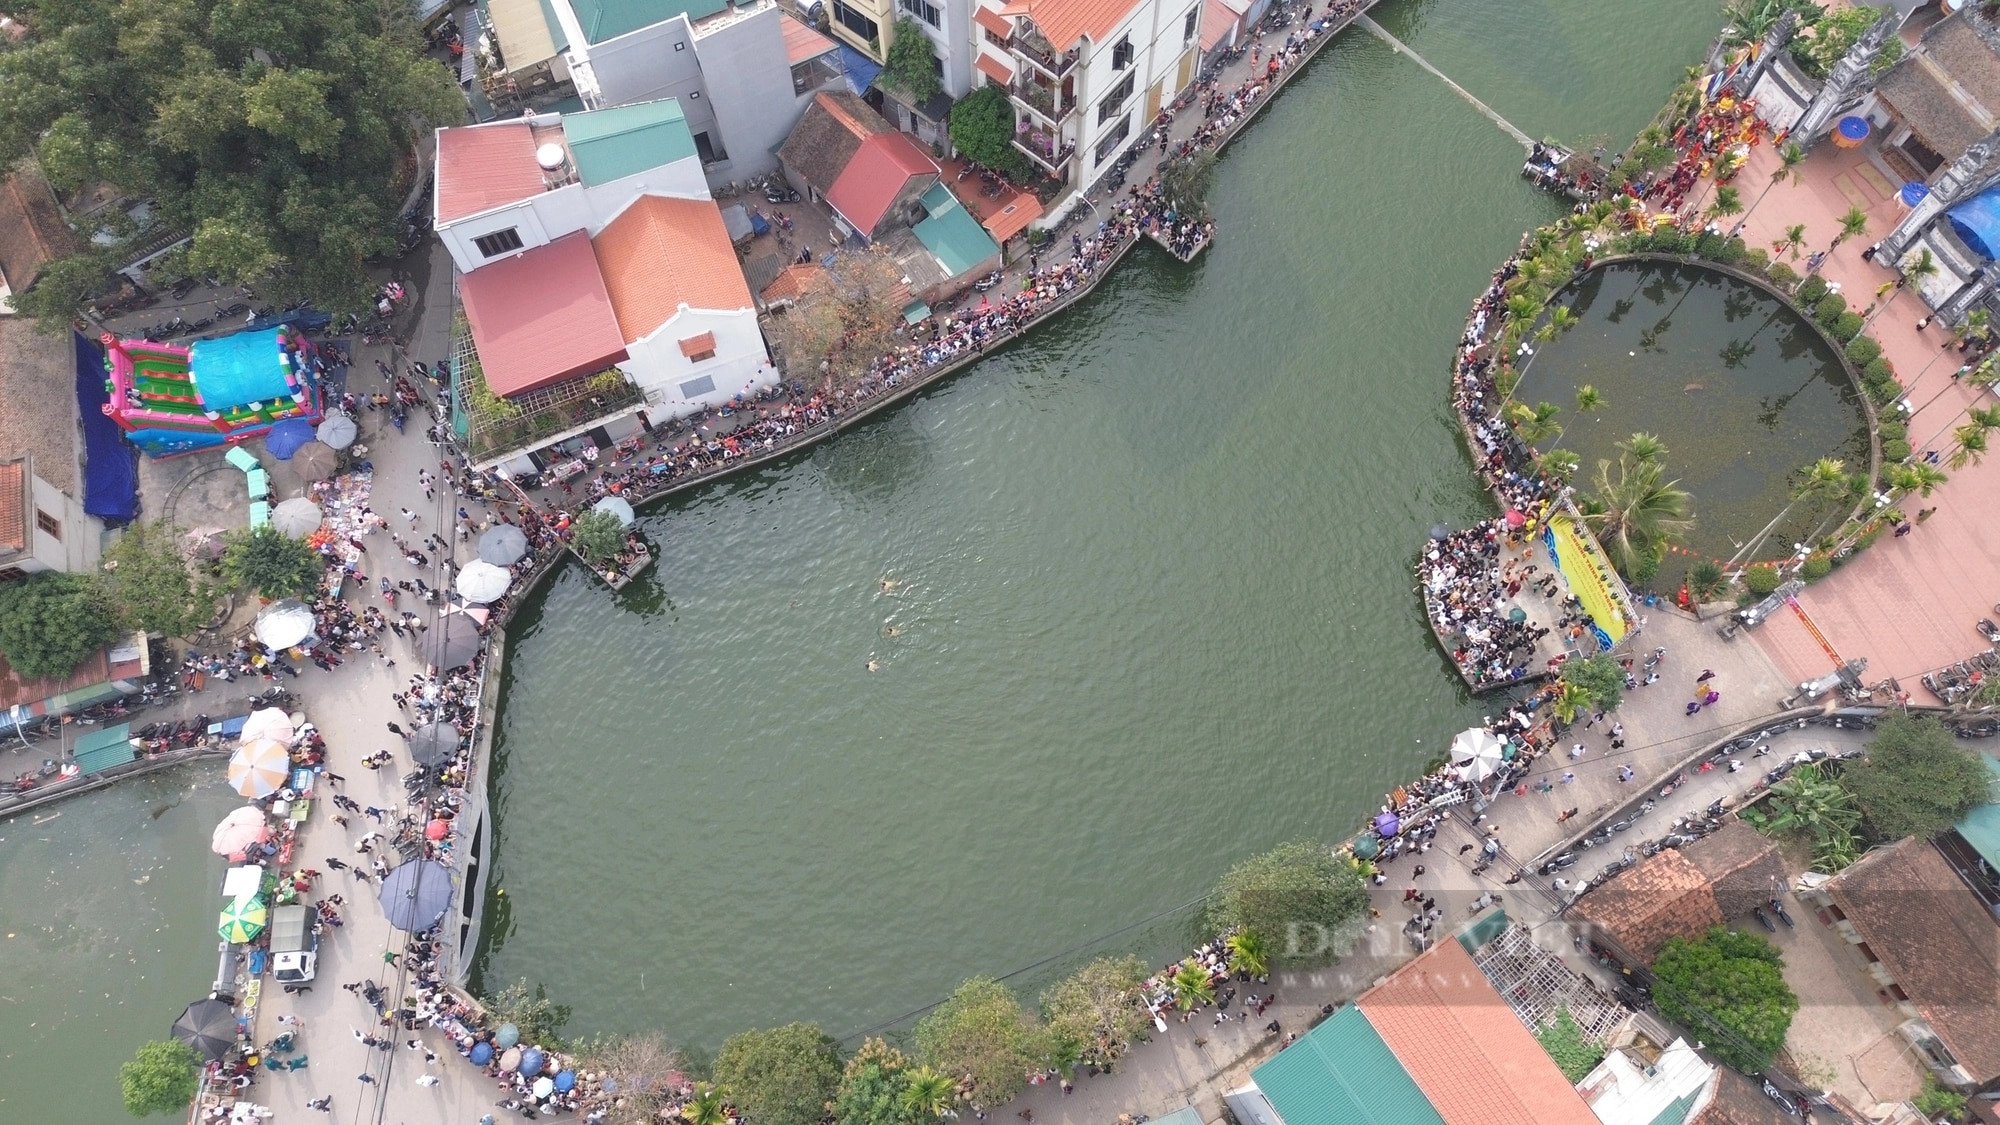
[568,0,728,43]
[1951,753,2000,870]
[540,0,570,50]
[1458,907,1509,952]
[912,184,1000,279]
[72,722,135,774]
[1252,1007,1446,1125]
[1645,1087,1704,1125]
[561,99,698,185]
[1150,1108,1203,1125]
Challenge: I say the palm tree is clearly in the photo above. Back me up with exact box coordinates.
[1585,455,1695,575]
[1226,930,1269,979]
[1740,142,1806,231]
[1948,425,1989,470]
[684,1086,728,1125]
[1865,249,1937,330]
[1706,185,1744,225]
[1509,401,1562,445]
[1687,560,1729,609]
[1544,448,1582,481]
[1172,964,1216,1011]
[1551,681,1593,724]
[903,1068,958,1123]
[1732,457,1848,566]
[1619,432,1667,464]
[1773,223,1807,261]
[1832,205,1868,249]
[1575,384,1605,413]
[1887,462,1949,499]
[1924,401,2000,460]
[1761,764,1861,857]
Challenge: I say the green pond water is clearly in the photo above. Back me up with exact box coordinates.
[1516,260,1871,568]
[0,0,1739,1107]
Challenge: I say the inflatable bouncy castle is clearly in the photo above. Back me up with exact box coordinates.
[101,327,323,457]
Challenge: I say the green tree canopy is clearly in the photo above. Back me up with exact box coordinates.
[1040,954,1150,1070]
[1534,1009,1604,1083]
[569,508,627,566]
[1559,654,1624,714]
[1841,710,1996,841]
[714,1022,843,1125]
[483,978,573,1048]
[1652,926,1798,1073]
[0,0,464,325]
[1204,840,1369,965]
[119,1039,201,1116]
[221,525,321,599]
[98,520,219,637]
[833,1038,914,1125]
[913,977,1049,1107]
[879,18,941,104]
[0,571,122,679]
[1584,453,1695,577]
[948,85,1025,178]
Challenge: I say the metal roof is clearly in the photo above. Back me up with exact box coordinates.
[567,0,728,44]
[912,184,1000,278]
[1251,1006,1446,1125]
[562,99,698,186]
[1951,753,2000,870]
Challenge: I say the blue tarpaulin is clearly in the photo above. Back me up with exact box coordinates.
[72,333,140,522]
[840,45,882,96]
[1947,185,2000,260]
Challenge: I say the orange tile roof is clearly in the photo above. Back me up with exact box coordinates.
[0,459,24,554]
[975,51,1014,85]
[677,331,717,357]
[780,12,839,64]
[760,263,826,304]
[827,132,939,236]
[1002,0,1138,50]
[1358,940,1601,1125]
[1571,848,1724,961]
[593,195,753,340]
[435,123,549,224]
[460,232,629,396]
[982,192,1042,243]
[974,6,1013,37]
[0,645,112,713]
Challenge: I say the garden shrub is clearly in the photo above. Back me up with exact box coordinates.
[1832,311,1865,342]
[1718,236,1748,264]
[1694,231,1726,259]
[1765,262,1798,289]
[1882,438,1911,461]
[1801,553,1833,582]
[1877,419,1905,443]
[1844,337,1881,366]
[1743,247,1771,270]
[1814,293,1848,326]
[1797,274,1828,306]
[1744,563,1782,597]
[1862,357,1894,384]
[1629,550,1660,586]
[1866,380,1902,408]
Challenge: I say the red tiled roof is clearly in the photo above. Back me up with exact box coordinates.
[826,132,939,237]
[982,192,1043,243]
[1571,847,1724,961]
[0,645,112,714]
[593,196,753,341]
[974,6,1013,37]
[677,331,717,357]
[435,123,548,225]
[460,232,629,396]
[1358,940,1601,1125]
[0,460,24,554]
[780,12,839,64]
[1827,838,2000,1081]
[760,263,826,304]
[975,51,1014,85]
[998,0,1139,50]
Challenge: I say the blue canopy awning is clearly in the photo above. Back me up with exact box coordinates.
[1947,184,2000,261]
[840,44,882,96]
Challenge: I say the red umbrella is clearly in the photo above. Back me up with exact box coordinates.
[425,819,451,840]
[1504,509,1527,528]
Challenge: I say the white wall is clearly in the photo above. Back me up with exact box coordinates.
[586,19,723,144]
[621,306,776,417]
[29,472,96,572]
[692,6,800,178]
[1074,0,1198,183]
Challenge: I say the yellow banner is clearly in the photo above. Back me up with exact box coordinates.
[1547,514,1629,644]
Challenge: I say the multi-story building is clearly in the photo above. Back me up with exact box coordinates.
[971,0,1203,191]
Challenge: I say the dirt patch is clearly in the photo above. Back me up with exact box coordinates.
[0,319,80,493]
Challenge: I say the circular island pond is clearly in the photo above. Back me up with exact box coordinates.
[1514,259,1870,569]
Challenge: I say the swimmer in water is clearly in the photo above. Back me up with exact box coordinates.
[866,658,880,673]
[885,625,902,638]
[880,578,901,592]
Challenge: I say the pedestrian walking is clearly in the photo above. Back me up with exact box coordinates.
[1618,766,1634,782]
[357,1072,376,1085]
[308,1096,333,1112]
[416,1073,441,1087]
[325,857,349,871]
[1560,771,1576,784]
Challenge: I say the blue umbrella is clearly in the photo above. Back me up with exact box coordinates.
[554,1070,576,1093]
[519,1048,546,1078]
[494,1023,521,1049]
[1900,181,1930,207]
[1834,116,1870,148]
[265,417,317,460]
[470,1041,494,1066]
[1374,811,1401,837]
[376,859,454,932]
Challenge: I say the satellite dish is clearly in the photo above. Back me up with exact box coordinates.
[536,144,567,171]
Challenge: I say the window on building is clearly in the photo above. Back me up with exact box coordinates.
[983,26,1006,46]
[686,346,717,362]
[473,228,524,258]
[1182,7,1198,40]
[899,0,940,28]
[34,510,59,539]
[1097,72,1134,124]
[832,0,880,45]
[1094,114,1130,164]
[680,375,718,399]
[1111,36,1133,69]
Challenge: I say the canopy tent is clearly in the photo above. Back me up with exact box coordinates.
[254,599,316,650]
[1947,184,2000,261]
[1450,726,1509,781]
[315,412,358,450]
[478,524,529,566]
[210,806,270,857]
[378,859,455,932]
[408,721,462,767]
[455,559,513,604]
[228,738,291,798]
[173,998,240,1062]
[271,497,324,538]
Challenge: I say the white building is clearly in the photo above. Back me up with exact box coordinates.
[434,99,774,472]
[0,457,97,577]
[971,0,1203,190]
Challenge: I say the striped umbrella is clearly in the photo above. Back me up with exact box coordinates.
[218,896,268,943]
[227,738,292,798]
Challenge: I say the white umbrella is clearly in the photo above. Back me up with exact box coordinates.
[271,497,324,538]
[1450,726,1509,782]
[315,411,358,450]
[227,738,291,798]
[593,495,635,527]
[239,707,294,745]
[254,599,316,650]
[454,560,513,604]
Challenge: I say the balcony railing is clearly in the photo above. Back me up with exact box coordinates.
[1011,133,1075,174]
[1009,37,1078,77]
[1008,79,1073,122]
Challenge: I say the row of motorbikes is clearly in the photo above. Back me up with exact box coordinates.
[1921,646,1998,705]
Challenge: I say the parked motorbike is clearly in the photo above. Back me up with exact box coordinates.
[1769,897,1796,928]
[1751,905,1777,932]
